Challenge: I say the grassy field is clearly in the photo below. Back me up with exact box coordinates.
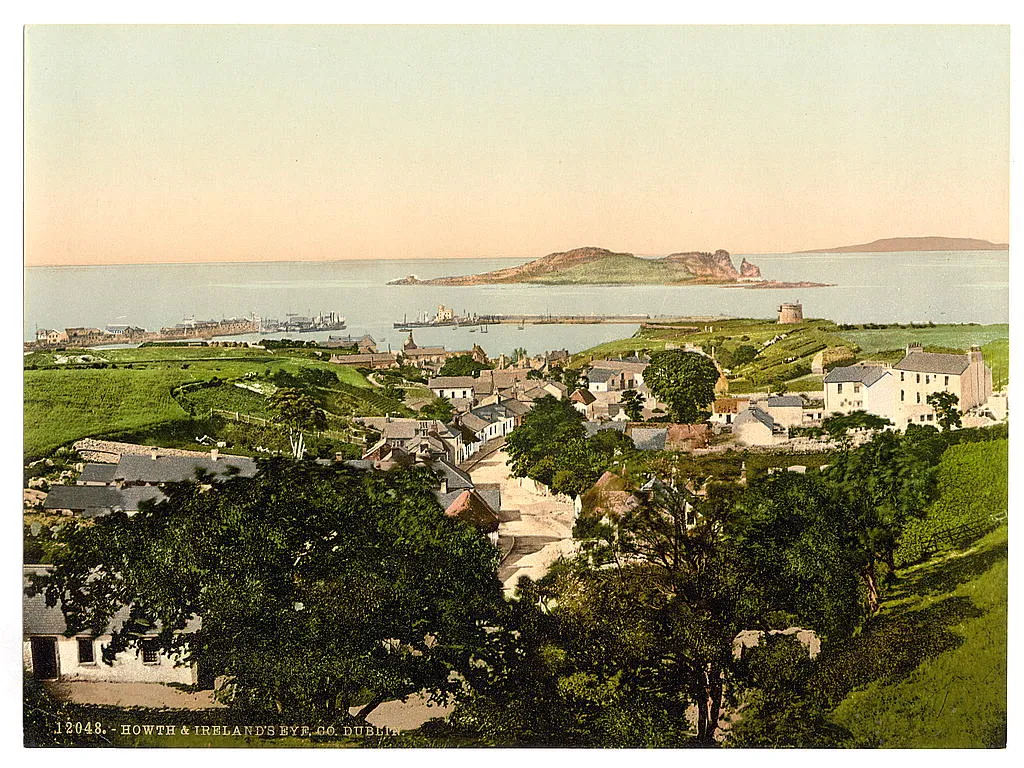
[836,324,1008,355]
[894,439,1008,566]
[24,368,191,457]
[982,338,1009,389]
[824,525,1007,747]
[23,345,374,458]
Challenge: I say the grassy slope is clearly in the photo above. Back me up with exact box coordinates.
[24,368,191,457]
[24,346,373,457]
[568,321,1008,395]
[826,525,1007,747]
[836,324,1008,355]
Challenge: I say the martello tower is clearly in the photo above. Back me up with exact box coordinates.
[778,302,803,324]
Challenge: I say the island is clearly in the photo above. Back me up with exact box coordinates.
[797,236,1009,253]
[388,246,831,289]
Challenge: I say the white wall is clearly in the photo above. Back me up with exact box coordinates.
[24,635,196,684]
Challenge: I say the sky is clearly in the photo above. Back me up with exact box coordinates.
[23,24,1011,266]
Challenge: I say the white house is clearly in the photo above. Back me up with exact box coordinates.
[587,368,625,393]
[427,376,477,402]
[893,344,993,427]
[733,407,788,446]
[764,395,805,429]
[822,364,898,423]
[23,566,199,684]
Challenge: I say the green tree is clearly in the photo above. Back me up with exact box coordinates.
[270,388,328,458]
[438,354,490,378]
[31,461,503,722]
[821,410,892,443]
[926,391,963,432]
[505,396,587,487]
[643,350,719,423]
[420,396,455,422]
[726,635,851,747]
[619,389,645,421]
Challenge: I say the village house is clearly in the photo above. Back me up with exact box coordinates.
[113,449,257,487]
[570,388,597,418]
[711,397,750,425]
[763,395,805,429]
[330,351,400,369]
[427,376,477,402]
[35,328,69,345]
[893,344,993,426]
[733,406,788,447]
[42,484,166,518]
[588,358,649,388]
[474,368,533,398]
[823,364,899,423]
[326,334,377,353]
[356,417,467,465]
[586,367,625,393]
[23,566,200,684]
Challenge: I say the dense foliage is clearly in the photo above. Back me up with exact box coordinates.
[438,355,491,377]
[643,350,719,422]
[32,460,503,722]
[504,396,635,497]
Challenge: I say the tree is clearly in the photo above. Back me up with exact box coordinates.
[821,410,892,443]
[270,388,328,458]
[31,461,503,722]
[619,389,645,421]
[512,347,528,366]
[643,350,719,423]
[420,396,455,422]
[438,354,490,378]
[927,391,962,432]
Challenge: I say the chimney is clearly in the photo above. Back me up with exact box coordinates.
[907,342,923,354]
[210,448,219,462]
[969,345,983,364]
[439,477,448,494]
[150,447,158,461]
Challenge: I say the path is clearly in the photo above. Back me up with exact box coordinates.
[468,448,577,594]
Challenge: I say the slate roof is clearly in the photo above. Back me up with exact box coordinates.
[587,368,621,384]
[115,454,257,485]
[77,463,117,484]
[117,486,167,511]
[24,566,200,636]
[470,403,515,424]
[459,413,490,434]
[583,421,627,437]
[766,395,804,408]
[428,376,478,389]
[500,399,533,416]
[630,427,668,451]
[429,459,475,492]
[822,365,890,386]
[735,407,777,431]
[43,485,123,512]
[894,352,970,375]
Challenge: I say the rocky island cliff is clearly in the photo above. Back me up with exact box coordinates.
[388,246,818,288]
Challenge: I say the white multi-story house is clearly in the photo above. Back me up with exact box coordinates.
[892,344,993,427]
[427,376,477,401]
[822,364,899,423]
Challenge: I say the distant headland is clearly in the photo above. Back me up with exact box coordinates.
[388,246,830,289]
[796,236,1008,254]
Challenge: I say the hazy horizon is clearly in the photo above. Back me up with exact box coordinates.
[25,25,1010,267]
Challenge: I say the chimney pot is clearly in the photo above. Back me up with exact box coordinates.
[150,447,158,460]
[210,448,219,461]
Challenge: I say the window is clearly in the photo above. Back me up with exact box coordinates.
[900,372,905,382]
[853,383,861,393]
[141,641,160,665]
[837,383,843,394]
[926,414,934,421]
[925,375,930,385]
[900,390,905,402]
[945,376,949,386]
[916,374,920,383]
[916,392,921,404]
[77,637,95,664]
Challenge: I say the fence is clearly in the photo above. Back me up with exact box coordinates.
[917,511,1008,559]
[209,409,365,445]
